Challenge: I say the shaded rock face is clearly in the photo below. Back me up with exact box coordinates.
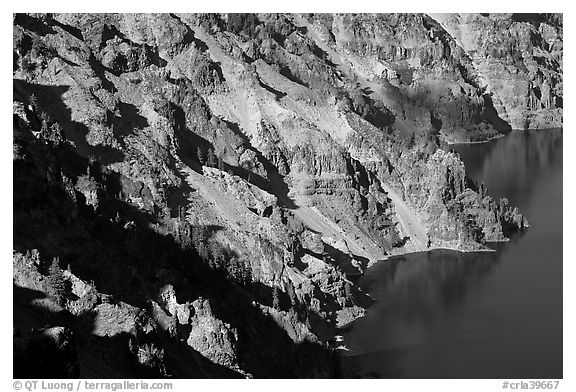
[13,13,545,378]
[14,326,80,378]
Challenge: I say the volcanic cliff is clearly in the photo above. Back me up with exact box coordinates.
[13,13,559,378]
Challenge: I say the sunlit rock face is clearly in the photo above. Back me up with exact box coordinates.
[431,13,562,131]
[13,13,550,378]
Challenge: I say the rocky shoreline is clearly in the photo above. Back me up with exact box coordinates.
[13,13,558,378]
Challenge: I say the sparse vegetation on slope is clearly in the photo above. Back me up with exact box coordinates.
[13,12,547,378]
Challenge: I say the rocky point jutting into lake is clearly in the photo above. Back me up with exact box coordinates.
[13,13,562,378]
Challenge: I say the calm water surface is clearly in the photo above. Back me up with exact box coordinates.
[343,129,563,378]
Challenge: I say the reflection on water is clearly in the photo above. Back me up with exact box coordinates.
[452,129,563,209]
[363,251,500,323]
[343,130,562,378]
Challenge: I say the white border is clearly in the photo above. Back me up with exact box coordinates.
[3,3,572,391]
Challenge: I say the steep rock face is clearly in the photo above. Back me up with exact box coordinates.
[431,13,562,130]
[13,13,542,378]
[301,13,562,141]
[300,13,505,143]
[361,132,528,252]
[12,14,360,378]
[186,298,239,369]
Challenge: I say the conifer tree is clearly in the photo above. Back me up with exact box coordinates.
[197,147,205,165]
[138,45,148,69]
[29,93,38,110]
[47,257,66,306]
[207,148,217,167]
[272,286,280,309]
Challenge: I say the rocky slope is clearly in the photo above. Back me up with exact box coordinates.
[13,13,550,378]
[432,13,562,131]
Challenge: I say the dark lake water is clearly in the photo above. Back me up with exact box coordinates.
[342,129,563,378]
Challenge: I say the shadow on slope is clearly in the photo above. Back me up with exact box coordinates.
[13,111,335,378]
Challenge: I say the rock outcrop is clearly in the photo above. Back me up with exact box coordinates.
[431,13,562,131]
[13,13,548,378]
